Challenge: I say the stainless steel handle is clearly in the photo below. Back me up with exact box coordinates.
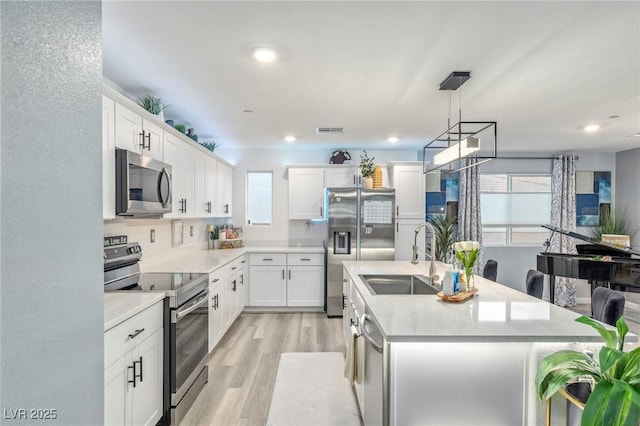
[206,201,212,213]
[146,132,151,151]
[128,328,145,340]
[240,274,244,285]
[232,280,236,292]
[288,269,291,280]
[282,269,285,280]
[396,206,399,216]
[158,167,171,208]
[342,294,347,309]
[139,130,146,150]
[128,364,137,388]
[396,222,399,232]
[176,291,209,320]
[232,266,237,270]
[263,258,273,261]
[224,204,229,214]
[300,258,311,261]
[361,314,384,354]
[211,278,219,283]
[320,207,323,217]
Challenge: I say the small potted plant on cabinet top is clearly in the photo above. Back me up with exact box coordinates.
[360,150,375,188]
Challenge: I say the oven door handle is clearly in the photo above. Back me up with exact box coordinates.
[175,290,209,321]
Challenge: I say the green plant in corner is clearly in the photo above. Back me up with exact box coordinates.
[591,209,639,242]
[200,139,218,152]
[535,315,640,426]
[137,94,168,115]
[359,150,375,178]
[428,215,458,262]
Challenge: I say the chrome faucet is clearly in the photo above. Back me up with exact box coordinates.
[412,221,437,280]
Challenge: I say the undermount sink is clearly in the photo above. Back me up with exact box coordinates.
[360,274,440,296]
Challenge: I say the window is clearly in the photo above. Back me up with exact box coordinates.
[246,171,273,226]
[480,174,551,245]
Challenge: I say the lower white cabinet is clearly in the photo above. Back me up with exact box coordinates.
[104,301,164,426]
[208,255,246,352]
[248,253,324,307]
[395,219,425,261]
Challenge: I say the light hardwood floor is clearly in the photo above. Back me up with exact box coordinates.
[181,313,346,426]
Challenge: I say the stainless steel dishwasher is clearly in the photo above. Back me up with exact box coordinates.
[360,313,385,426]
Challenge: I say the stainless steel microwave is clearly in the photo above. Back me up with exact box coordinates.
[115,148,172,216]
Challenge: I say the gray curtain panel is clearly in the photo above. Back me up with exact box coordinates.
[551,154,577,307]
[457,158,483,274]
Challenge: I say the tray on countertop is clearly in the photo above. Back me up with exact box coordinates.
[437,287,478,303]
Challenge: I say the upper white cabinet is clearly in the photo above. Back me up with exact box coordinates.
[216,162,233,217]
[102,95,116,219]
[389,163,425,219]
[325,166,360,188]
[103,86,233,220]
[288,168,325,219]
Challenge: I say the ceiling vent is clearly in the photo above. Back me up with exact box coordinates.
[316,127,344,134]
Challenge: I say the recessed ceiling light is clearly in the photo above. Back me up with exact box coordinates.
[387,136,399,143]
[584,124,600,133]
[284,135,296,143]
[253,47,277,63]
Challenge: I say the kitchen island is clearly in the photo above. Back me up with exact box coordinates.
[342,260,629,426]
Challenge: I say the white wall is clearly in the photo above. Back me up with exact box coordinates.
[1,2,103,423]
[219,147,419,243]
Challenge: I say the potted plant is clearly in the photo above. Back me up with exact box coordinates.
[137,94,168,120]
[428,215,458,262]
[591,209,639,242]
[535,315,640,426]
[200,139,218,152]
[360,150,375,188]
[173,123,186,134]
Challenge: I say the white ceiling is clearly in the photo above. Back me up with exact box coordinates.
[103,1,640,153]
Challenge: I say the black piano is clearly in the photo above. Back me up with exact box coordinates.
[537,225,640,304]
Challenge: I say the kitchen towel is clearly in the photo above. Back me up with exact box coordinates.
[267,352,360,426]
[344,325,359,383]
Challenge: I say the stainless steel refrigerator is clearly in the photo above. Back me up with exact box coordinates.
[325,187,395,316]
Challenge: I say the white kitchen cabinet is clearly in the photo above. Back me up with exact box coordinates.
[248,253,324,307]
[288,168,325,219]
[388,163,425,219]
[104,301,164,426]
[114,102,164,160]
[248,254,287,306]
[193,154,207,217]
[115,103,143,153]
[103,95,116,219]
[204,156,218,217]
[216,162,233,217]
[208,277,225,352]
[395,219,425,261]
[286,254,324,307]
[325,166,360,187]
[162,132,180,219]
[208,255,246,352]
[175,142,196,217]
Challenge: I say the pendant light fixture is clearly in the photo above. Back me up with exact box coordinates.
[423,71,497,173]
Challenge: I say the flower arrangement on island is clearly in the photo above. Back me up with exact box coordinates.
[453,240,480,291]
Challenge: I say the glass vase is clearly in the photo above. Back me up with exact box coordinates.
[464,266,474,292]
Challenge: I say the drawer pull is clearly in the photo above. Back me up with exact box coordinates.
[300,258,311,261]
[232,266,237,270]
[263,258,273,261]
[211,278,219,283]
[128,328,145,340]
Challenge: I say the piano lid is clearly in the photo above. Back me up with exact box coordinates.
[542,225,640,257]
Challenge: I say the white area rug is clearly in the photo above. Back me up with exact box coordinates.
[267,352,361,426]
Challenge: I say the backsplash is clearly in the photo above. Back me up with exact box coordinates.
[104,217,231,257]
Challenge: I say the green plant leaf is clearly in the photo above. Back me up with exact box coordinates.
[613,347,640,383]
[599,346,625,375]
[602,380,640,426]
[581,380,613,426]
[536,350,600,399]
[616,317,629,350]
[576,315,618,348]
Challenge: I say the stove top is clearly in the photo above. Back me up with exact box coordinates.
[103,241,209,308]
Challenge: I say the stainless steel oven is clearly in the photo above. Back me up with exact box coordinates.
[104,240,209,425]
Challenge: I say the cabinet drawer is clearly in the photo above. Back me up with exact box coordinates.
[287,253,324,266]
[104,301,163,368]
[229,256,245,274]
[250,253,286,266]
[210,263,234,285]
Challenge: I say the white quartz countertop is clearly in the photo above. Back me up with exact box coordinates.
[140,244,324,273]
[104,292,165,331]
[344,260,615,343]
